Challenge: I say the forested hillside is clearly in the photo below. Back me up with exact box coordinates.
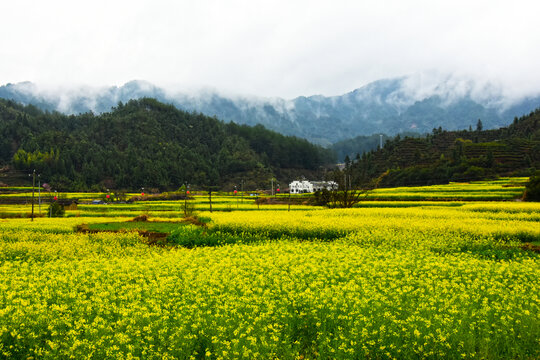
[0,98,335,190]
[350,109,540,187]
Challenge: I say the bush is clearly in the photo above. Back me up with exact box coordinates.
[462,166,486,180]
[167,226,241,248]
[523,172,540,201]
[181,201,196,217]
[48,202,65,217]
[312,189,332,206]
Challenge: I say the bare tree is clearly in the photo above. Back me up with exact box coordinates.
[327,161,378,208]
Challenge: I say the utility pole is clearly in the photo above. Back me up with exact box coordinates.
[50,190,58,217]
[271,178,274,196]
[241,179,244,204]
[235,185,239,209]
[184,184,189,217]
[30,169,35,221]
[288,189,291,212]
[209,188,213,213]
[380,134,383,149]
[38,174,41,215]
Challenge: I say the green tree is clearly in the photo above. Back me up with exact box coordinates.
[524,172,540,201]
[48,202,65,217]
[476,119,483,131]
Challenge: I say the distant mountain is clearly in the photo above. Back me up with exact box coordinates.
[1,76,539,145]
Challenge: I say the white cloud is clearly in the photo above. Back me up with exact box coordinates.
[1,0,539,98]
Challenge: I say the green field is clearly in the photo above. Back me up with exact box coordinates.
[85,221,185,233]
[0,178,538,359]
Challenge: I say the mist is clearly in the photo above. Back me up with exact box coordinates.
[1,1,539,100]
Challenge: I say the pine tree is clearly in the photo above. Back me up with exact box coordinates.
[476,119,483,131]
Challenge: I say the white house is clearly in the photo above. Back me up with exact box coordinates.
[289,180,313,194]
[311,181,338,192]
[289,180,337,194]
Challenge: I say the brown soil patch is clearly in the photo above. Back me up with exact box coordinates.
[181,216,208,227]
[75,224,170,246]
[132,214,149,222]
[520,243,540,253]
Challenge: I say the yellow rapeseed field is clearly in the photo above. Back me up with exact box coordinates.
[204,204,540,243]
[0,196,539,359]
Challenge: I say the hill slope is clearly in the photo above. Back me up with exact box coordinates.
[350,109,540,187]
[0,98,335,190]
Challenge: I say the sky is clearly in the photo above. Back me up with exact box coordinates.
[1,0,540,99]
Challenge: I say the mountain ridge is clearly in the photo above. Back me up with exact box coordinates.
[1,76,539,145]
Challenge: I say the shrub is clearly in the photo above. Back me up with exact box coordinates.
[312,189,332,206]
[132,214,149,222]
[181,201,196,217]
[524,172,540,201]
[48,202,65,217]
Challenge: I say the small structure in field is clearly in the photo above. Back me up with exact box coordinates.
[289,180,337,194]
[57,199,78,210]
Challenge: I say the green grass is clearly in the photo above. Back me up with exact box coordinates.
[86,221,184,233]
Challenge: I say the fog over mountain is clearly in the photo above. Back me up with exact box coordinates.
[1,74,539,145]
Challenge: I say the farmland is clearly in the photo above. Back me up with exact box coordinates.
[0,179,539,359]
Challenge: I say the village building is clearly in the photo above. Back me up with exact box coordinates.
[289,180,337,194]
[57,199,79,210]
